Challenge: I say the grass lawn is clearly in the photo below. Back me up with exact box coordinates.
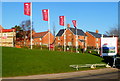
[2,47,105,77]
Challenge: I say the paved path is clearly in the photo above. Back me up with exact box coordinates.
[2,68,119,80]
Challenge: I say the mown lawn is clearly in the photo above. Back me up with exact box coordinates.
[2,47,105,77]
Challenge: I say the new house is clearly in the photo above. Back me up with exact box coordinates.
[86,30,107,48]
[55,24,87,48]
[33,30,54,46]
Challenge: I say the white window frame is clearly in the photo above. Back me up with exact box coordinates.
[40,42,42,45]
[68,42,72,46]
[3,33,7,36]
[58,37,60,40]
[96,38,98,41]
[96,43,98,48]
[40,38,42,41]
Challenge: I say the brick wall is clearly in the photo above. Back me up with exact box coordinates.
[33,32,54,46]
[86,32,100,48]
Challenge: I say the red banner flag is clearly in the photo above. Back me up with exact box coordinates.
[72,20,76,27]
[42,9,49,21]
[24,3,31,16]
[59,16,64,26]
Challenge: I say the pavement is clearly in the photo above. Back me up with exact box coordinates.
[2,68,119,80]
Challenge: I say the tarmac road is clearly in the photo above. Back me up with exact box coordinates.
[2,68,120,81]
[64,71,119,79]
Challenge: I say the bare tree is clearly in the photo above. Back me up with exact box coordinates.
[105,25,119,36]
[53,22,56,37]
[20,20,33,46]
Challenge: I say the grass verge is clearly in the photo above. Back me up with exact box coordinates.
[2,47,105,77]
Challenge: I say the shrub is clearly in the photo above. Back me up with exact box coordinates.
[21,46,29,49]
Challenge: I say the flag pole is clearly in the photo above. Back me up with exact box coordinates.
[64,16,66,52]
[76,27,78,53]
[12,29,14,47]
[0,29,2,46]
[48,9,50,51]
[30,2,33,49]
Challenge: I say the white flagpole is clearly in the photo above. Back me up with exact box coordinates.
[48,9,50,51]
[0,29,2,46]
[76,27,78,53]
[30,2,33,49]
[12,29,14,47]
[64,16,66,52]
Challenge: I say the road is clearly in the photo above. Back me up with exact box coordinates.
[2,68,120,81]
[64,71,119,79]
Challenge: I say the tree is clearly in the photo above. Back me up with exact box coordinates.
[20,20,34,46]
[106,26,120,55]
[105,26,119,36]
[12,25,23,38]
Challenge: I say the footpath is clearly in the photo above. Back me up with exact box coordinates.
[2,68,119,79]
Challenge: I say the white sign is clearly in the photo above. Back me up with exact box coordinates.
[101,37,118,56]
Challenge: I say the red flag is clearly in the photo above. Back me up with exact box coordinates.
[59,16,64,26]
[24,3,31,16]
[72,20,76,27]
[42,9,49,21]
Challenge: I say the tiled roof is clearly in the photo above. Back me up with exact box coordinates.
[56,29,65,36]
[87,31,107,38]
[33,31,49,38]
[69,28,87,36]
[56,27,86,36]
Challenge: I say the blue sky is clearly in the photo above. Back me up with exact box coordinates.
[2,2,118,34]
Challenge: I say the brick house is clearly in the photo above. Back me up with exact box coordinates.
[0,25,4,29]
[33,30,54,46]
[86,30,106,48]
[0,25,16,47]
[55,25,87,48]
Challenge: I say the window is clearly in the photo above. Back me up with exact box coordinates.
[40,42,42,45]
[58,37,60,40]
[96,38,98,41]
[40,38,42,40]
[68,42,72,46]
[96,43,98,48]
[3,33,7,36]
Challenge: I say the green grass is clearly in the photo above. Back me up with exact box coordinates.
[2,47,105,77]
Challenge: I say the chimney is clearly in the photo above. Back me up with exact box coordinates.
[48,29,50,31]
[96,30,99,33]
[67,24,70,28]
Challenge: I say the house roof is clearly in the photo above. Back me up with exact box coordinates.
[87,31,107,38]
[33,31,49,38]
[56,29,65,36]
[56,27,86,36]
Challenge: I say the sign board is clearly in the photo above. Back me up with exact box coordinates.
[101,37,118,56]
